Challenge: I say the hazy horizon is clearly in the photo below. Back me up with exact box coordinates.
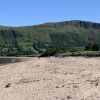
[1,20,100,27]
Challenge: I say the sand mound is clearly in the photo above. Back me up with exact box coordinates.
[0,57,100,100]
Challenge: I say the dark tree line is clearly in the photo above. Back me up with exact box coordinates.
[85,43,99,51]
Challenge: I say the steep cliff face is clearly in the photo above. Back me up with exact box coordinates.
[0,20,100,55]
[43,20,100,29]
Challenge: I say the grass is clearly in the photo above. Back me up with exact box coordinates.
[57,51,100,57]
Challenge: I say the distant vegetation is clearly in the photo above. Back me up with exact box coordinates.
[85,43,99,51]
[0,20,100,56]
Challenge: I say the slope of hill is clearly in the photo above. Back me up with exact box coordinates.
[0,20,100,56]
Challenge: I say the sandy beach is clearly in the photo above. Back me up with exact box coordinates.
[0,57,100,100]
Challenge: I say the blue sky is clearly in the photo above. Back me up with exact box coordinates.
[0,0,99,26]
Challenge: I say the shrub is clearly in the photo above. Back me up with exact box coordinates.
[92,44,99,51]
[85,43,99,51]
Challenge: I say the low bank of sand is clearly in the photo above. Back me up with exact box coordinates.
[0,57,100,100]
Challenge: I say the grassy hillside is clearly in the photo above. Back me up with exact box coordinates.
[0,20,100,56]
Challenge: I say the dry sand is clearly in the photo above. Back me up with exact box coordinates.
[0,57,100,100]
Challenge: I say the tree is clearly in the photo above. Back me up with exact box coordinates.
[85,43,99,51]
[92,44,99,51]
[85,43,92,50]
